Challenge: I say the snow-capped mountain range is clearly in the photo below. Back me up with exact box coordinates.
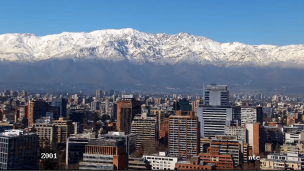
[0,28,303,67]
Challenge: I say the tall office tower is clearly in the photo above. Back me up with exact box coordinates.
[197,105,233,138]
[130,113,158,150]
[32,123,57,148]
[241,106,263,125]
[51,98,67,118]
[28,100,49,126]
[109,89,115,96]
[99,131,137,155]
[168,111,199,160]
[48,105,60,120]
[246,123,261,156]
[116,95,141,134]
[232,106,241,122]
[66,133,96,168]
[53,117,74,144]
[197,84,233,138]
[112,103,117,120]
[96,89,102,99]
[79,139,128,170]
[173,98,192,111]
[204,84,229,105]
[208,135,243,167]
[105,98,109,114]
[69,109,85,124]
[256,106,263,124]
[0,130,39,170]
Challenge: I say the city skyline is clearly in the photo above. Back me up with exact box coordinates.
[1,1,304,170]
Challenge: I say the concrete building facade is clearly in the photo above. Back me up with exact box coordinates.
[168,111,199,160]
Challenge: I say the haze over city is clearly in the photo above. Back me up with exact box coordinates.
[0,0,304,170]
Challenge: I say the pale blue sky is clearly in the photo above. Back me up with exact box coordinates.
[0,0,303,45]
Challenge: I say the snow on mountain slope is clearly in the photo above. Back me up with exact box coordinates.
[0,28,303,67]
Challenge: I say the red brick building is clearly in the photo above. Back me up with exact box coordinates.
[199,151,234,170]
[80,139,128,170]
[175,156,216,170]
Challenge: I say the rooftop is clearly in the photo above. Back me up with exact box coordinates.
[0,129,35,137]
[87,139,125,146]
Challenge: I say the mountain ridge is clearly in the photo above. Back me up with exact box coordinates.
[1,28,304,67]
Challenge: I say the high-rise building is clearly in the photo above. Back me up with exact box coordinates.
[246,123,261,156]
[79,139,128,170]
[0,130,39,170]
[32,123,57,148]
[51,98,67,118]
[204,84,229,106]
[69,109,85,124]
[197,105,233,138]
[109,89,115,96]
[53,117,74,144]
[168,111,199,160]
[241,106,263,125]
[130,113,158,150]
[116,96,141,134]
[105,98,109,114]
[28,100,49,126]
[198,84,233,139]
[96,89,102,99]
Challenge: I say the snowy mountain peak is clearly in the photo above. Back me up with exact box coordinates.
[0,28,304,67]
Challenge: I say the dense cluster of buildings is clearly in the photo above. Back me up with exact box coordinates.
[0,85,304,170]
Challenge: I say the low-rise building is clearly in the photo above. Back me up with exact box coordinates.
[99,131,137,155]
[260,152,304,170]
[209,135,243,167]
[285,131,304,144]
[175,156,216,170]
[128,157,151,170]
[280,143,304,153]
[66,133,96,168]
[199,151,234,170]
[143,152,179,170]
[79,139,128,170]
